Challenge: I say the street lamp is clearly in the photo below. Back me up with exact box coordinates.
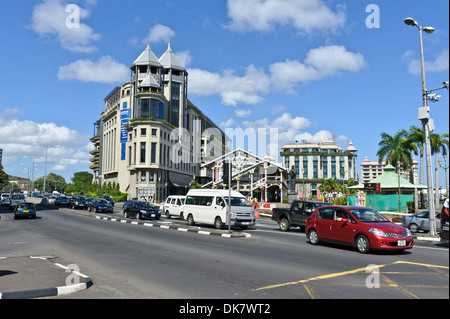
[404,17,437,236]
[440,154,449,199]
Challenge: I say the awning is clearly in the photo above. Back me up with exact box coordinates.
[168,172,192,188]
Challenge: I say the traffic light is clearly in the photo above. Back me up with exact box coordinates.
[222,160,229,185]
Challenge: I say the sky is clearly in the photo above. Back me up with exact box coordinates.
[0,0,448,189]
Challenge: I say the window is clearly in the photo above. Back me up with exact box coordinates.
[317,208,334,220]
[140,142,146,163]
[141,128,147,136]
[151,142,157,163]
[152,129,157,136]
[185,196,214,206]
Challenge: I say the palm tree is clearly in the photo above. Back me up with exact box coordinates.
[377,130,414,170]
[407,126,425,184]
[430,133,449,207]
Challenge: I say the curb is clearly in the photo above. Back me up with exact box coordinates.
[0,257,93,299]
[95,215,252,238]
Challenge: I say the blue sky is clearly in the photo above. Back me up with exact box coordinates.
[0,0,448,189]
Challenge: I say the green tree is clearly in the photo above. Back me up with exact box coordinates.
[377,130,414,170]
[407,126,425,184]
[35,173,67,193]
[0,165,9,190]
[430,133,449,206]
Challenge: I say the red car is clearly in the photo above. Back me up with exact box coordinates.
[306,206,414,254]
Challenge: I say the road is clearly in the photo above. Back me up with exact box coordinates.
[0,204,448,301]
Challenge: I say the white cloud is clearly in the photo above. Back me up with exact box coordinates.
[404,49,449,75]
[142,24,176,44]
[235,109,252,118]
[188,45,366,104]
[0,117,92,179]
[31,0,100,53]
[188,65,271,106]
[271,45,366,92]
[57,56,129,84]
[226,0,346,33]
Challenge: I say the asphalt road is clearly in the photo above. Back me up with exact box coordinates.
[0,204,448,301]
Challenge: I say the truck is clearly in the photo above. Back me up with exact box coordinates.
[272,200,330,232]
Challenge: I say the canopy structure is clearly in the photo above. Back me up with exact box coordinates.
[201,148,289,202]
[349,164,427,193]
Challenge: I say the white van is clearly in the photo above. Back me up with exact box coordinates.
[184,189,255,230]
[164,195,186,219]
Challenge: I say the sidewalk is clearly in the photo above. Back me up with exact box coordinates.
[0,256,92,299]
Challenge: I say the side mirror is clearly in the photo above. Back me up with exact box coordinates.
[341,218,349,224]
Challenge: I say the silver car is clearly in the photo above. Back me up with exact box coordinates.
[402,210,441,233]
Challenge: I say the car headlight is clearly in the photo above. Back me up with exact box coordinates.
[405,229,412,237]
[140,210,147,214]
[369,228,388,237]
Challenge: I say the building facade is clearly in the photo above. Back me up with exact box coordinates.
[360,157,419,185]
[280,138,358,198]
[90,43,227,201]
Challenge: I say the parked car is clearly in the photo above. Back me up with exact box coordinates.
[55,196,70,207]
[272,200,330,231]
[123,201,161,220]
[306,206,414,254]
[402,210,441,233]
[99,195,115,206]
[69,196,87,209]
[14,202,37,220]
[1,193,11,206]
[164,195,186,219]
[87,199,113,214]
[9,194,25,210]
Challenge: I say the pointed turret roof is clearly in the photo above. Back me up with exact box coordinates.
[345,141,357,152]
[132,44,162,68]
[159,40,186,71]
[139,73,160,88]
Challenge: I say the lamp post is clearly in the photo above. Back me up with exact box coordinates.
[440,154,449,198]
[404,17,437,236]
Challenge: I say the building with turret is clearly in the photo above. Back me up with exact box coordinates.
[90,43,227,201]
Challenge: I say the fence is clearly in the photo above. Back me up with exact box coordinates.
[347,194,414,212]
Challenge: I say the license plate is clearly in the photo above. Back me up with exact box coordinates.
[23,210,29,213]
[398,240,406,246]
[151,214,155,218]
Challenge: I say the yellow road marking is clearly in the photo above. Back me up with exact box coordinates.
[253,261,449,292]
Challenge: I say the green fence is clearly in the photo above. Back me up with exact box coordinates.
[348,194,413,211]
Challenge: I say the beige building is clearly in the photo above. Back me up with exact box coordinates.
[360,157,419,185]
[90,43,227,201]
[280,138,358,198]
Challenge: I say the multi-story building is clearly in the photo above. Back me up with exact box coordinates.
[90,43,227,201]
[360,157,419,185]
[280,138,358,198]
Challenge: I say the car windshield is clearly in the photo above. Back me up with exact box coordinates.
[223,197,252,207]
[12,194,24,200]
[74,196,85,200]
[19,203,34,209]
[349,208,389,223]
[137,202,157,209]
[97,199,108,204]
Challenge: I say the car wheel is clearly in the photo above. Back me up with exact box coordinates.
[165,210,171,219]
[136,212,141,220]
[124,210,128,218]
[214,217,223,229]
[187,214,195,226]
[308,229,320,245]
[180,212,184,220]
[279,218,290,232]
[409,223,419,233]
[356,235,371,254]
